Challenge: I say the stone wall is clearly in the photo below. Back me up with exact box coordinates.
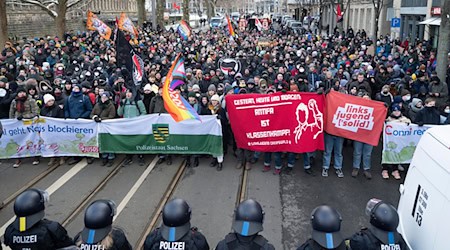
[6,1,138,39]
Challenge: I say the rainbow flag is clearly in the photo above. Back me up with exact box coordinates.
[177,20,191,41]
[226,15,236,38]
[162,54,201,122]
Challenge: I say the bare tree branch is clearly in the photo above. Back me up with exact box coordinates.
[20,0,58,17]
[67,0,90,9]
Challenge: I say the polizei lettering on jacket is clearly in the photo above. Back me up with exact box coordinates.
[159,241,186,250]
[12,235,37,244]
[380,244,401,250]
[79,243,106,250]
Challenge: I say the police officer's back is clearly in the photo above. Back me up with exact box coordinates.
[3,188,73,250]
[297,205,349,250]
[216,199,275,250]
[144,198,209,250]
[349,199,408,250]
[74,199,132,250]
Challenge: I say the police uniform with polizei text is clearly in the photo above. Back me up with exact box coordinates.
[215,199,275,250]
[74,199,132,250]
[297,205,349,250]
[349,199,409,250]
[3,189,73,250]
[144,198,209,250]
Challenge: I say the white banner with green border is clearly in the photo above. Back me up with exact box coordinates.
[98,114,223,157]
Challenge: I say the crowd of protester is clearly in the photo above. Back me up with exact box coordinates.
[0,21,449,179]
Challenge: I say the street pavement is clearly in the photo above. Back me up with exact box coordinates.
[0,142,402,249]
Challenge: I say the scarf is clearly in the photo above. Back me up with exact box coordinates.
[16,96,27,113]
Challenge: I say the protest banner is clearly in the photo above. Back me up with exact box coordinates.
[382,122,433,164]
[226,92,325,153]
[0,118,99,159]
[325,91,387,146]
[98,114,223,156]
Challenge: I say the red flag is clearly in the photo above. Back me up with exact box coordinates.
[172,2,180,10]
[337,4,343,23]
[226,92,325,153]
[324,91,387,146]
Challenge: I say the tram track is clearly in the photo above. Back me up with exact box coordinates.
[0,163,60,210]
[60,157,126,228]
[135,160,187,249]
[134,157,251,249]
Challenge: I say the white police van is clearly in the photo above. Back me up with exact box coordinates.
[397,125,450,249]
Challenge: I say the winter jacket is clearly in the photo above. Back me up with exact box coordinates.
[64,92,93,119]
[307,72,320,91]
[0,91,15,119]
[347,80,372,96]
[406,98,423,121]
[9,96,39,119]
[415,107,441,125]
[429,81,448,107]
[91,100,116,120]
[117,99,147,118]
[40,104,64,118]
[142,93,155,114]
[149,95,167,114]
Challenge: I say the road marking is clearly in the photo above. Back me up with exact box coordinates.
[0,159,88,239]
[114,157,159,221]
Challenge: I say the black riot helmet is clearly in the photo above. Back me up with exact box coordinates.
[81,199,116,244]
[366,198,401,244]
[232,199,264,236]
[161,198,192,241]
[310,205,344,249]
[13,188,49,232]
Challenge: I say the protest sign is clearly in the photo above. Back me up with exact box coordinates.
[325,91,387,146]
[382,122,433,164]
[226,92,325,153]
[98,114,223,156]
[0,117,98,159]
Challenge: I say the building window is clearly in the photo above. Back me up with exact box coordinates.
[401,0,427,7]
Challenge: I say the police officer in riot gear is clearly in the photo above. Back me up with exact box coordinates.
[74,199,132,250]
[349,198,408,250]
[144,198,209,250]
[4,188,74,250]
[297,205,349,250]
[216,199,275,250]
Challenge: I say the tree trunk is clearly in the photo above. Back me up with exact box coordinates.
[436,0,450,82]
[182,0,190,22]
[205,0,213,20]
[138,0,146,26]
[157,0,166,28]
[0,0,8,48]
[56,0,67,39]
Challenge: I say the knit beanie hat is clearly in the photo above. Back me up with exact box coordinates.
[43,93,55,104]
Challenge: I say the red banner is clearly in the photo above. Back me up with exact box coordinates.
[325,91,388,146]
[226,92,325,153]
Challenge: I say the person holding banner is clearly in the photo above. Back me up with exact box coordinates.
[91,92,117,167]
[352,94,375,180]
[118,88,147,166]
[322,132,345,178]
[382,104,411,180]
[414,98,441,126]
[40,93,64,167]
[9,86,39,168]
[65,84,94,165]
